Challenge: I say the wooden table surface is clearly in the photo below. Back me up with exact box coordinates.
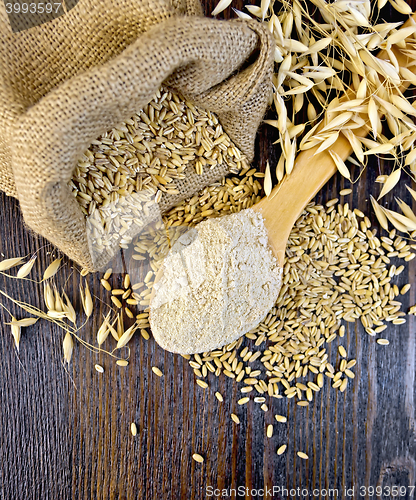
[1,2,416,499]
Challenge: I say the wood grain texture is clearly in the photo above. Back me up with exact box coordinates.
[1,2,416,499]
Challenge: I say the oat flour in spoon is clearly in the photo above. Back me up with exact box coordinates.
[149,209,282,354]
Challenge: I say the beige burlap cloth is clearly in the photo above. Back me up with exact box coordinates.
[0,0,274,271]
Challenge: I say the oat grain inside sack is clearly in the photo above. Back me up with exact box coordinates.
[69,87,248,269]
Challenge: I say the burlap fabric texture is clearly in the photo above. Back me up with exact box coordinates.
[0,0,274,271]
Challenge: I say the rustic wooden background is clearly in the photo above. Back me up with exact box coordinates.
[1,1,416,499]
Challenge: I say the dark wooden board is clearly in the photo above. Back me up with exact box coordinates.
[1,2,416,499]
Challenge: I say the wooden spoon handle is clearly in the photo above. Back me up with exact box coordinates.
[254,131,350,264]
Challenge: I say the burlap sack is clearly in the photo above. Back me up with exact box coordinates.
[0,0,274,271]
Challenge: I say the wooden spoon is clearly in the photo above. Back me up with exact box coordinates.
[149,14,416,349]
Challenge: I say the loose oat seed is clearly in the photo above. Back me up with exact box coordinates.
[340,378,348,392]
[152,366,163,377]
[215,392,224,402]
[192,454,204,463]
[101,279,111,291]
[111,296,123,308]
[231,414,240,424]
[277,444,287,455]
[377,339,390,345]
[338,346,347,358]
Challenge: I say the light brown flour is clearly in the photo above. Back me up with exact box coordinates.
[150,208,282,354]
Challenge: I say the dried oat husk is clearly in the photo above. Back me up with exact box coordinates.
[0,0,274,271]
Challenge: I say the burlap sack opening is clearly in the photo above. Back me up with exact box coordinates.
[0,0,274,271]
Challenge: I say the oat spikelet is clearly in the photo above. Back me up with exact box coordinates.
[329,150,351,180]
[5,316,39,351]
[83,282,93,318]
[53,286,64,312]
[48,311,68,319]
[285,138,296,175]
[264,160,272,196]
[232,7,251,19]
[378,169,401,200]
[315,132,339,155]
[43,283,55,311]
[43,258,62,281]
[389,0,412,15]
[16,255,37,278]
[406,185,416,202]
[245,4,261,17]
[97,312,111,346]
[10,316,21,351]
[307,102,317,122]
[305,37,332,54]
[275,155,285,182]
[109,316,120,341]
[370,196,389,231]
[63,332,74,364]
[390,95,416,117]
[116,313,124,341]
[116,324,138,349]
[8,317,38,327]
[368,97,380,139]
[0,257,25,271]
[363,143,395,156]
[386,25,416,48]
[211,0,232,16]
[320,112,353,133]
[384,208,416,232]
[62,292,77,325]
[343,130,364,163]
[283,38,309,53]
[400,66,416,86]
[405,148,416,166]
[395,199,416,224]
